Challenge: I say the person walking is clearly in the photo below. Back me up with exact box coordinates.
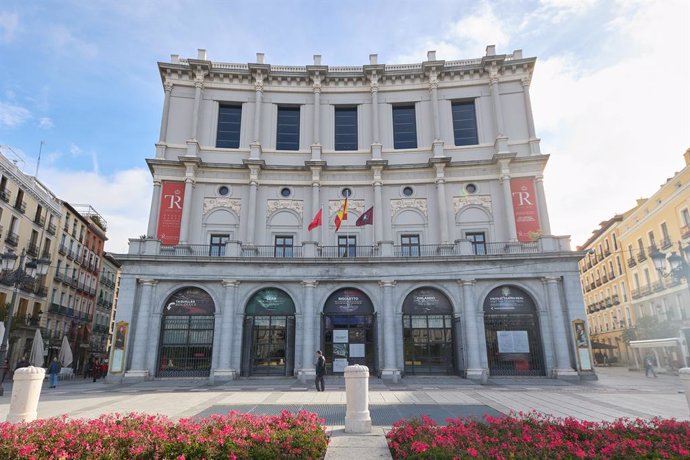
[644,353,657,378]
[48,357,61,388]
[315,350,326,392]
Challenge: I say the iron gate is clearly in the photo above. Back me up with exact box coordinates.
[157,315,214,377]
[484,313,546,376]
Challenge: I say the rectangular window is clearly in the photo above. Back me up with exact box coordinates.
[612,233,618,250]
[451,101,478,146]
[466,232,486,255]
[400,234,420,257]
[661,222,671,246]
[392,105,417,149]
[683,209,690,226]
[216,105,242,148]
[648,231,656,249]
[334,106,358,151]
[276,106,300,150]
[209,234,229,257]
[274,235,294,258]
[338,235,357,257]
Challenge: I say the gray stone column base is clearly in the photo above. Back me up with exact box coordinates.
[380,368,401,383]
[298,368,316,384]
[465,368,488,384]
[123,370,150,381]
[211,369,238,382]
[553,368,580,380]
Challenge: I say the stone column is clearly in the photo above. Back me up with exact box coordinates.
[499,161,518,241]
[373,167,384,243]
[125,279,156,379]
[146,180,162,238]
[156,80,173,158]
[545,277,578,379]
[434,163,450,244]
[429,70,444,157]
[230,283,244,373]
[522,77,540,155]
[178,176,195,245]
[245,167,259,245]
[313,85,321,145]
[379,280,400,382]
[489,72,509,153]
[214,280,239,380]
[190,78,203,141]
[250,74,264,159]
[535,175,552,235]
[370,72,382,159]
[460,279,487,382]
[310,167,322,244]
[300,280,318,382]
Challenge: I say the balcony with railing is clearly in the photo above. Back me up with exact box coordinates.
[682,225,690,239]
[640,284,652,296]
[58,244,67,256]
[34,214,46,227]
[637,251,647,262]
[631,288,641,299]
[612,294,620,305]
[14,200,26,214]
[27,241,39,257]
[653,280,665,292]
[627,257,637,268]
[0,188,11,203]
[47,222,56,235]
[5,231,19,247]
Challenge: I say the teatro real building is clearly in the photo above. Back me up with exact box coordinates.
[109,46,591,384]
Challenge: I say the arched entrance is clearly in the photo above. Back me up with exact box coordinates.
[402,288,456,375]
[241,288,296,376]
[483,285,545,376]
[157,287,215,377]
[322,288,376,375]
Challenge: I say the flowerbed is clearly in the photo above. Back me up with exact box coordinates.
[386,412,690,459]
[0,410,328,459]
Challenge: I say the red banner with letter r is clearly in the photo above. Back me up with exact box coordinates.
[510,178,541,242]
[157,181,185,245]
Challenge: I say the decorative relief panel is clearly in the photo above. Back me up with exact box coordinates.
[203,198,241,216]
[328,200,364,216]
[453,195,492,214]
[390,198,428,217]
[266,199,304,218]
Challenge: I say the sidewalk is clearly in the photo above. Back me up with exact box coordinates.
[1,367,687,459]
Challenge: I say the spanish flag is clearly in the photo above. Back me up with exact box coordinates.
[334,197,348,231]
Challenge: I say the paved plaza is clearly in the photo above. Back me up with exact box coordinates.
[1,367,688,459]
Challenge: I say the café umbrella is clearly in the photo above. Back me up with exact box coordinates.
[29,328,45,367]
[58,335,73,368]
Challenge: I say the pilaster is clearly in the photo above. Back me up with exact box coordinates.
[213,280,240,381]
[124,279,157,381]
[458,279,488,383]
[379,280,400,382]
[298,280,319,383]
[544,277,579,380]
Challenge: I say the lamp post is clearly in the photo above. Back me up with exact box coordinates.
[0,249,50,396]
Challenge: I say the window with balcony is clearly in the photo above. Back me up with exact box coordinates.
[276,106,300,150]
[466,232,486,255]
[451,101,478,146]
[216,104,242,148]
[209,234,229,256]
[661,222,671,248]
[400,234,420,256]
[637,238,646,261]
[392,105,417,149]
[334,106,358,151]
[338,235,356,257]
[648,231,656,251]
[274,235,294,258]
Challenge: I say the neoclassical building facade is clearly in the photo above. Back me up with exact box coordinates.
[110,46,589,383]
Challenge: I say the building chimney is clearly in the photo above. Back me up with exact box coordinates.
[256,52,265,64]
[427,50,437,61]
[170,54,180,64]
[313,54,322,65]
[684,148,690,166]
[369,54,378,65]
[512,49,523,59]
[197,49,207,60]
[485,45,496,56]
[636,198,648,206]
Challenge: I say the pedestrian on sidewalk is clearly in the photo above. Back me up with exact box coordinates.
[644,353,657,378]
[315,350,326,392]
[15,356,29,370]
[92,358,100,382]
[48,357,61,388]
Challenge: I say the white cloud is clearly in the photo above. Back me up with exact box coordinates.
[38,117,54,129]
[0,11,18,43]
[0,101,30,127]
[39,167,151,253]
[535,0,599,23]
[50,26,98,59]
[531,0,690,246]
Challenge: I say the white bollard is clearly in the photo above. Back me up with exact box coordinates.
[7,366,45,423]
[680,368,690,415]
[344,364,371,433]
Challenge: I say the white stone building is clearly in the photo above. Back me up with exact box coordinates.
[111,46,589,383]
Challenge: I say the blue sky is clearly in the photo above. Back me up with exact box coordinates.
[0,0,688,253]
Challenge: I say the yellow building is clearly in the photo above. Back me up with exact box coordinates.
[0,152,62,368]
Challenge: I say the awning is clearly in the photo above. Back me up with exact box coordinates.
[629,337,680,349]
[591,341,618,350]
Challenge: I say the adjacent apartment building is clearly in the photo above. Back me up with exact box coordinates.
[112,46,589,384]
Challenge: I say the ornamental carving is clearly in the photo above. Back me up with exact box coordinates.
[329,200,364,216]
[390,198,427,217]
[203,198,241,216]
[267,200,304,217]
[453,195,492,214]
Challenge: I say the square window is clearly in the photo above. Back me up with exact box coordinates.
[466,232,486,255]
[335,107,358,151]
[392,105,417,149]
[338,235,356,257]
[216,105,242,148]
[275,235,294,257]
[452,101,478,146]
[401,234,420,256]
[209,234,229,256]
[276,106,300,151]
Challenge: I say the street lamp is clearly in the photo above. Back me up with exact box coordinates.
[0,248,50,396]
[651,243,690,287]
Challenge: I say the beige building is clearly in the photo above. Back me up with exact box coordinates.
[579,149,690,369]
[95,253,120,359]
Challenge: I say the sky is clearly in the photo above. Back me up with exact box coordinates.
[0,0,688,253]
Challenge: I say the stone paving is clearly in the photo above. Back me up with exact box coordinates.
[0,367,688,459]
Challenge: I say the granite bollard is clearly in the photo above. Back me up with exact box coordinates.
[344,364,371,433]
[7,365,45,423]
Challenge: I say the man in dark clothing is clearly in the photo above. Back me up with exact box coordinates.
[315,350,326,391]
[15,356,30,370]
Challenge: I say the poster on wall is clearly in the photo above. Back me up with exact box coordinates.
[349,343,365,358]
[333,343,348,358]
[110,321,128,374]
[497,330,530,353]
[157,180,186,245]
[510,178,542,242]
[572,320,593,371]
[333,358,349,373]
[333,329,349,343]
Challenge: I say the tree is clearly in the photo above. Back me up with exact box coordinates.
[633,316,677,340]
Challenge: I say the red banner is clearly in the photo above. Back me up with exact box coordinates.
[510,178,541,242]
[157,181,185,245]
